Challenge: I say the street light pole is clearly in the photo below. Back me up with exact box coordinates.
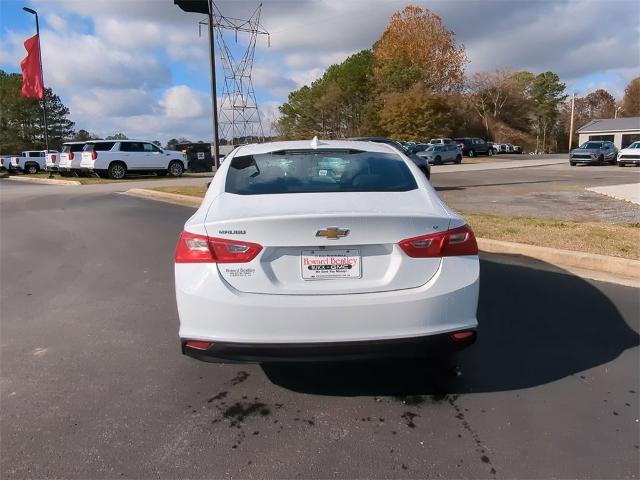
[22,7,49,155]
[568,92,575,152]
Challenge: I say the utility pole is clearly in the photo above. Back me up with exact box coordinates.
[207,2,220,170]
[568,92,575,152]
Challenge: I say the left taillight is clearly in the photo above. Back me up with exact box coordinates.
[399,224,478,258]
[174,231,262,263]
[51,154,56,162]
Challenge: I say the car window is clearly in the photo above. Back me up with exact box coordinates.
[580,142,602,149]
[434,146,444,151]
[143,143,161,152]
[225,150,418,195]
[120,142,145,152]
[84,142,116,152]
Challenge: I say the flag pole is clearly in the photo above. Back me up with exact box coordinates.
[23,7,49,156]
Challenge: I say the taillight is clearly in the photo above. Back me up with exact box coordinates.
[399,224,478,258]
[91,151,97,160]
[68,152,74,160]
[51,154,56,162]
[185,341,211,350]
[174,231,262,263]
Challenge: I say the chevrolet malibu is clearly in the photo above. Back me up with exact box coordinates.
[175,139,479,363]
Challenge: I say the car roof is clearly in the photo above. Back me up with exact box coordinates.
[63,141,86,145]
[233,139,401,156]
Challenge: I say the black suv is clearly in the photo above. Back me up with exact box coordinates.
[454,138,495,157]
[348,137,431,180]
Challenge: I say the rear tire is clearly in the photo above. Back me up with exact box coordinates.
[25,164,38,175]
[488,148,494,156]
[468,149,475,157]
[107,162,127,180]
[168,160,184,177]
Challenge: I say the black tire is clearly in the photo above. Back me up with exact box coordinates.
[618,162,625,167]
[434,155,442,165]
[168,160,184,177]
[107,161,127,180]
[609,157,616,165]
[25,163,39,175]
[468,149,475,157]
[487,148,494,156]
[157,171,168,177]
[570,161,576,166]
[455,154,462,164]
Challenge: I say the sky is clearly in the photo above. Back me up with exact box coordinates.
[0,0,638,145]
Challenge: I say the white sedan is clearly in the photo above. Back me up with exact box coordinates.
[174,139,479,363]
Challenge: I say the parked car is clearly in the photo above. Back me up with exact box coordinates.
[348,137,431,179]
[417,144,462,165]
[569,141,617,166]
[513,145,523,154]
[8,150,55,174]
[429,138,454,145]
[57,141,86,175]
[79,140,187,179]
[45,151,60,171]
[454,138,495,157]
[617,141,640,167]
[175,139,479,363]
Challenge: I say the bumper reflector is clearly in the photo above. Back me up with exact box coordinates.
[450,331,475,342]
[185,341,212,350]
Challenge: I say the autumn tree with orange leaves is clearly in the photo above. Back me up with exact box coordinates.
[373,5,467,94]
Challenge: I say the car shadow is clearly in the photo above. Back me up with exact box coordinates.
[261,258,639,396]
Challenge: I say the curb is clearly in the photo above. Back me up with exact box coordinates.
[6,176,81,186]
[125,188,202,208]
[587,183,640,206]
[124,188,639,282]
[477,238,639,280]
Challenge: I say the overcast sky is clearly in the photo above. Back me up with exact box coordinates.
[1,0,638,144]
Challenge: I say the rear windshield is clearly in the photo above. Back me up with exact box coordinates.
[83,142,115,152]
[62,144,85,153]
[579,142,603,149]
[225,150,418,195]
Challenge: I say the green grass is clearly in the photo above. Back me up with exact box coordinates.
[16,172,175,185]
[462,211,640,260]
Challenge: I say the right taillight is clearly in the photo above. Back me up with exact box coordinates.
[68,152,74,160]
[399,224,478,258]
[175,231,262,263]
[91,151,97,160]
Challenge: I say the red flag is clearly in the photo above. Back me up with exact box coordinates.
[20,34,44,99]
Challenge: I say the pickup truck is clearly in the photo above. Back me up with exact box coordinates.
[9,150,57,174]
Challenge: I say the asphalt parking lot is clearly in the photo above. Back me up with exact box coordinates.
[433,162,640,223]
[1,181,638,479]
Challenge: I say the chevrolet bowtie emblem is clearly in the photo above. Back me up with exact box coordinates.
[316,227,350,240]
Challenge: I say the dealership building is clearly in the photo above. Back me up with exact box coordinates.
[577,117,640,149]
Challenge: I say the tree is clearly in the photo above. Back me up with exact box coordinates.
[373,6,466,94]
[105,132,128,140]
[0,69,75,152]
[166,138,180,150]
[377,84,457,140]
[621,77,640,117]
[151,140,161,147]
[529,72,567,152]
[73,129,94,141]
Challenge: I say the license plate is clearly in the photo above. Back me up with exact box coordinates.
[301,249,361,280]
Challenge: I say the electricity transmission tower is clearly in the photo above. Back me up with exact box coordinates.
[203,3,270,144]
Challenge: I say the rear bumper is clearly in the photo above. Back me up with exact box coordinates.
[176,256,479,353]
[182,330,476,363]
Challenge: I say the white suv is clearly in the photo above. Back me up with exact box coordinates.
[79,140,187,179]
[57,142,86,174]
